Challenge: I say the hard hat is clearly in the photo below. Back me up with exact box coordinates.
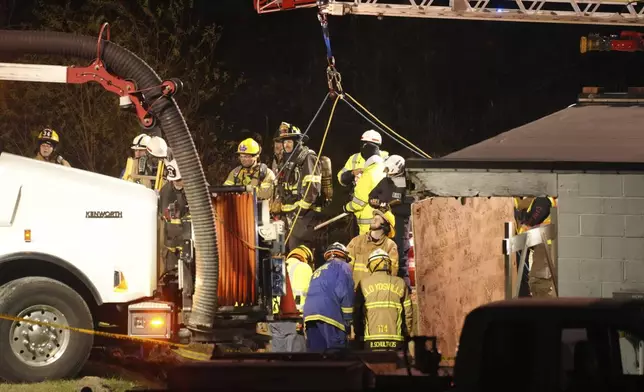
[165,159,182,181]
[146,136,168,158]
[367,248,391,273]
[37,128,60,145]
[275,122,309,143]
[324,242,351,262]
[237,138,261,155]
[384,155,405,176]
[131,133,151,150]
[361,129,382,145]
[373,209,396,239]
[287,245,313,264]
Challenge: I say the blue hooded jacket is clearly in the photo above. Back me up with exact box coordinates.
[303,258,355,332]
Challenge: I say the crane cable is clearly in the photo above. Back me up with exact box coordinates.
[316,9,431,160]
[342,95,432,159]
[285,94,340,244]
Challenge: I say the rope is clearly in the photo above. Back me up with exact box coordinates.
[344,94,432,159]
[285,95,340,244]
[341,97,428,159]
[314,8,428,159]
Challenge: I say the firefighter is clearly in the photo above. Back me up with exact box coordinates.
[343,151,388,236]
[303,242,355,352]
[270,245,314,353]
[120,133,151,179]
[347,209,398,290]
[223,138,276,200]
[271,128,284,174]
[158,159,190,275]
[369,155,414,289]
[34,128,71,167]
[131,133,151,159]
[337,130,389,188]
[354,249,413,351]
[515,196,557,298]
[272,122,322,252]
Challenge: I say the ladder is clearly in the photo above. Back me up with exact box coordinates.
[502,220,559,299]
[255,0,644,26]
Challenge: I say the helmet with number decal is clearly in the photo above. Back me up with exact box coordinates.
[37,128,60,145]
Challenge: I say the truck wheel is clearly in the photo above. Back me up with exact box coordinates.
[0,277,94,382]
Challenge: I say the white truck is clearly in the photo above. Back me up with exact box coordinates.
[0,27,287,383]
[0,152,161,381]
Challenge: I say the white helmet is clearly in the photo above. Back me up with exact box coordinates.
[165,159,182,181]
[131,133,151,150]
[384,155,405,176]
[361,129,382,145]
[146,136,168,158]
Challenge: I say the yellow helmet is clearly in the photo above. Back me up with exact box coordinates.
[236,138,261,155]
[37,128,60,144]
[275,122,309,143]
[367,248,391,273]
[373,209,396,239]
[287,245,313,265]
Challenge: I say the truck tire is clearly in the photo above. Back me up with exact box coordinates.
[0,277,94,382]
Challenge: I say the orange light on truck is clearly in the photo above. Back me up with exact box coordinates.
[150,317,164,328]
[24,230,31,243]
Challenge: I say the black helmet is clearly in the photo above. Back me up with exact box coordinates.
[324,242,351,262]
[274,121,309,143]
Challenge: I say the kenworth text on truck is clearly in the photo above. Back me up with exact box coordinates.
[0,26,288,382]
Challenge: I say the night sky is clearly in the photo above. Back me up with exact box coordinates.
[3,0,643,166]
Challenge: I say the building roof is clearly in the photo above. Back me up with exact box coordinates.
[444,104,644,162]
[406,104,644,171]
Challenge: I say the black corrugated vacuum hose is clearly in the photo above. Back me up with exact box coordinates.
[0,30,219,331]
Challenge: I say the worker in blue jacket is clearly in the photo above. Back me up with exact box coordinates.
[303,242,355,351]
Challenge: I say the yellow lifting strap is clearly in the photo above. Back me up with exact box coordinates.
[121,157,134,181]
[154,160,166,192]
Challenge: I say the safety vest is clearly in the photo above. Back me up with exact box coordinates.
[345,160,387,233]
[337,150,389,186]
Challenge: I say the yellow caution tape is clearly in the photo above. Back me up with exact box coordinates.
[0,312,460,364]
[0,312,212,361]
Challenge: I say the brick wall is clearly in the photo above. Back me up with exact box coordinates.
[558,173,644,297]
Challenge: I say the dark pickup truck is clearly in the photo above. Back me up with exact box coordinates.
[145,298,644,391]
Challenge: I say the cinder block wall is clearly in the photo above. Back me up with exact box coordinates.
[558,173,644,297]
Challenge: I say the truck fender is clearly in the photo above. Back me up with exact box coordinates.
[0,252,103,306]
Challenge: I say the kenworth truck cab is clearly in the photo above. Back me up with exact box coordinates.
[0,151,286,382]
